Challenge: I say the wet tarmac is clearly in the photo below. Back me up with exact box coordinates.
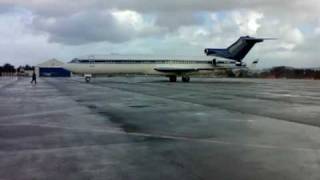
[1,76,320,180]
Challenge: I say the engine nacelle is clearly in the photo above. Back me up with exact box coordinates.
[204,48,218,56]
[204,48,232,59]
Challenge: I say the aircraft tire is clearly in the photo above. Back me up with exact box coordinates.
[169,76,177,82]
[85,77,91,83]
[182,76,190,82]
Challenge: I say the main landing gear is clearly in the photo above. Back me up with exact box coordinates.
[182,76,190,82]
[168,76,190,82]
[169,76,177,82]
[85,77,91,83]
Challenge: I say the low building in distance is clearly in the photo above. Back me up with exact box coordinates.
[36,59,71,77]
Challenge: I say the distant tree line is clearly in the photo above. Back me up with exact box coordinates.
[0,63,35,76]
[0,63,16,76]
[233,66,320,79]
[215,66,320,80]
[258,66,320,79]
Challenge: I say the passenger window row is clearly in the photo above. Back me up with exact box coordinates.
[70,59,212,64]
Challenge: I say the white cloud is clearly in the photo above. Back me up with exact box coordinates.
[0,0,319,68]
[232,11,264,36]
[111,10,164,36]
[112,10,144,30]
[177,26,210,46]
[0,11,62,66]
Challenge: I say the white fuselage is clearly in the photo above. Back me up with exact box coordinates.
[63,55,240,77]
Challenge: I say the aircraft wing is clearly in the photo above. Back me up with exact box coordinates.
[154,67,200,73]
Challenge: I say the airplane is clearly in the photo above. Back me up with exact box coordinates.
[63,36,269,83]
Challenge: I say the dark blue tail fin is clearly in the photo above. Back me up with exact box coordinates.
[204,36,265,61]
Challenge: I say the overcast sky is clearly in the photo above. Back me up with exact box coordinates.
[0,0,319,68]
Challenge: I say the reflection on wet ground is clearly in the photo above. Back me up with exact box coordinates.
[0,77,320,180]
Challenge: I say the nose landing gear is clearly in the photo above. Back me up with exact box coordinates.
[84,74,92,83]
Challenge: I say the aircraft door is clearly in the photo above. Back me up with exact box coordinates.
[89,55,95,68]
[212,59,217,66]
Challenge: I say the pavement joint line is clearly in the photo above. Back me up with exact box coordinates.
[47,79,263,123]
[0,108,86,120]
[132,82,320,105]
[49,78,320,130]
[88,78,320,105]
[0,78,19,90]
[0,123,319,153]
[72,79,320,129]
[0,142,148,156]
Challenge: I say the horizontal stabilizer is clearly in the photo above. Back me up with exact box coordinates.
[205,36,274,61]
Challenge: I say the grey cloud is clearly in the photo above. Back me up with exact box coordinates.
[0,0,257,11]
[33,11,136,45]
[1,0,320,67]
[3,0,319,19]
[2,0,319,39]
[155,12,203,30]
[0,3,16,14]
